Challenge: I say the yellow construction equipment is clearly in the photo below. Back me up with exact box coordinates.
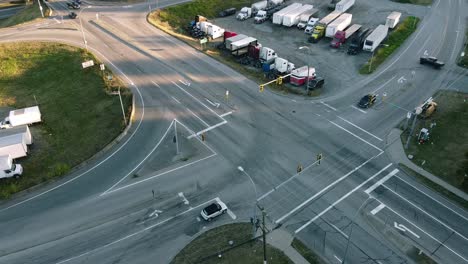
[417,97,437,118]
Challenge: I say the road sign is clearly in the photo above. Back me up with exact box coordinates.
[100,64,105,71]
[82,60,94,69]
[407,112,412,119]
[200,38,207,44]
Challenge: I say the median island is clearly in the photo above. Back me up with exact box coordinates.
[0,42,132,199]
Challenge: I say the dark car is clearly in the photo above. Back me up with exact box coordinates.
[69,12,77,19]
[73,0,82,4]
[308,77,325,90]
[358,94,377,108]
[67,2,80,9]
[420,56,445,69]
[219,8,236,17]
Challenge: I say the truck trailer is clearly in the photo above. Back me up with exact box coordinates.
[330,24,361,48]
[335,0,355,12]
[363,25,388,52]
[386,11,401,29]
[230,37,258,56]
[0,106,42,129]
[0,134,28,159]
[237,7,252,20]
[309,10,343,42]
[282,4,313,27]
[0,125,32,145]
[325,13,352,38]
[0,155,23,179]
[225,34,247,49]
[290,66,316,86]
[272,3,302,25]
[297,8,318,29]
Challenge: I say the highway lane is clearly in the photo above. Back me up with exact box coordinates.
[0,0,467,263]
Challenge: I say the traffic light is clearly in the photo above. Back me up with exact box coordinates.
[317,153,322,164]
[277,77,283,85]
[259,84,264,92]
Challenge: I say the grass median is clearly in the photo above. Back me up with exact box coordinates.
[400,90,468,194]
[0,42,132,199]
[360,16,420,74]
[171,223,292,264]
[0,0,50,28]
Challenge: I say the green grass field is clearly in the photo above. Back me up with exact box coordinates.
[360,16,420,74]
[0,42,132,199]
[171,223,292,264]
[401,90,468,194]
[0,0,50,28]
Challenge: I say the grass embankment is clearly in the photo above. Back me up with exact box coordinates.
[400,90,468,194]
[360,16,420,74]
[148,0,319,96]
[0,0,50,28]
[0,42,132,199]
[291,238,324,264]
[392,0,433,5]
[458,29,468,68]
[171,223,292,264]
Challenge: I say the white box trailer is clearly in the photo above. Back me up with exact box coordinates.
[207,24,225,39]
[319,10,343,26]
[282,4,313,27]
[230,37,257,51]
[297,8,318,29]
[326,13,352,38]
[0,155,23,179]
[386,11,401,29]
[251,1,267,14]
[0,125,32,145]
[335,0,355,12]
[0,134,28,159]
[0,106,42,129]
[363,25,389,52]
[272,3,302,25]
[225,34,247,49]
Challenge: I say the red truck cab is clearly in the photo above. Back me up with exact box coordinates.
[330,30,346,48]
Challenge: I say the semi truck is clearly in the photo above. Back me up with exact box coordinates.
[325,13,352,38]
[363,25,388,52]
[304,17,320,34]
[230,37,258,56]
[272,3,302,25]
[347,28,372,54]
[330,24,361,48]
[282,4,313,27]
[0,106,42,129]
[0,134,28,159]
[386,11,401,29]
[0,125,33,145]
[0,155,23,179]
[335,0,355,12]
[251,0,283,15]
[309,10,342,42]
[297,8,318,29]
[236,7,252,20]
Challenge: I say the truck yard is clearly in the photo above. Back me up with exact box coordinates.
[154,0,428,96]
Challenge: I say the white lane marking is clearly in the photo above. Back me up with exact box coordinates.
[55,197,219,264]
[417,36,432,55]
[351,105,367,114]
[329,120,383,152]
[171,96,180,104]
[320,101,337,111]
[397,76,406,84]
[294,165,393,233]
[185,107,210,127]
[187,120,227,139]
[372,76,396,93]
[375,197,468,263]
[172,81,224,120]
[381,183,468,241]
[334,255,343,263]
[394,176,468,222]
[274,153,384,223]
[227,209,237,220]
[364,169,399,194]
[337,116,383,142]
[450,9,462,62]
[0,39,145,212]
[179,79,191,86]
[329,222,349,239]
[219,111,233,117]
[205,98,220,108]
[394,222,420,239]
[371,203,386,215]
[100,120,175,196]
[178,192,189,205]
[151,81,160,88]
[149,209,163,217]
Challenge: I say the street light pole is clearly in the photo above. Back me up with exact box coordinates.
[298,46,312,94]
[237,166,258,238]
[79,6,92,50]
[37,0,44,18]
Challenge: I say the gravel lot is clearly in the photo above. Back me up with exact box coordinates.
[212,0,428,95]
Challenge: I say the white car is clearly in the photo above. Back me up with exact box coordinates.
[304,18,319,34]
[201,200,228,221]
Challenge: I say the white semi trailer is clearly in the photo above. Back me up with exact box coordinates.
[363,25,389,52]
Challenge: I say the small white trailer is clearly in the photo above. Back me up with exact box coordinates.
[225,34,247,49]
[282,4,313,27]
[0,106,42,129]
[0,155,23,179]
[0,134,28,159]
[272,3,302,25]
[386,11,401,29]
[326,13,352,38]
[363,25,389,52]
[0,125,32,145]
[335,0,355,12]
[230,37,257,51]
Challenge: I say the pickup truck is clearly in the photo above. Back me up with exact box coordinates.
[419,56,445,69]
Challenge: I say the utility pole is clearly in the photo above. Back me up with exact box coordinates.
[262,208,267,264]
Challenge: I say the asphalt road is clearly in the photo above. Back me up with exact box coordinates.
[0,0,467,263]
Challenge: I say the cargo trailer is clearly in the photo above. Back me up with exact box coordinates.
[386,11,401,29]
[326,13,352,38]
[0,125,32,145]
[272,3,302,25]
[225,34,247,49]
[0,106,42,129]
[335,0,355,12]
[0,134,28,159]
[363,25,388,52]
[282,4,313,27]
[297,8,318,29]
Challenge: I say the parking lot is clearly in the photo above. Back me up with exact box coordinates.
[212,0,428,95]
